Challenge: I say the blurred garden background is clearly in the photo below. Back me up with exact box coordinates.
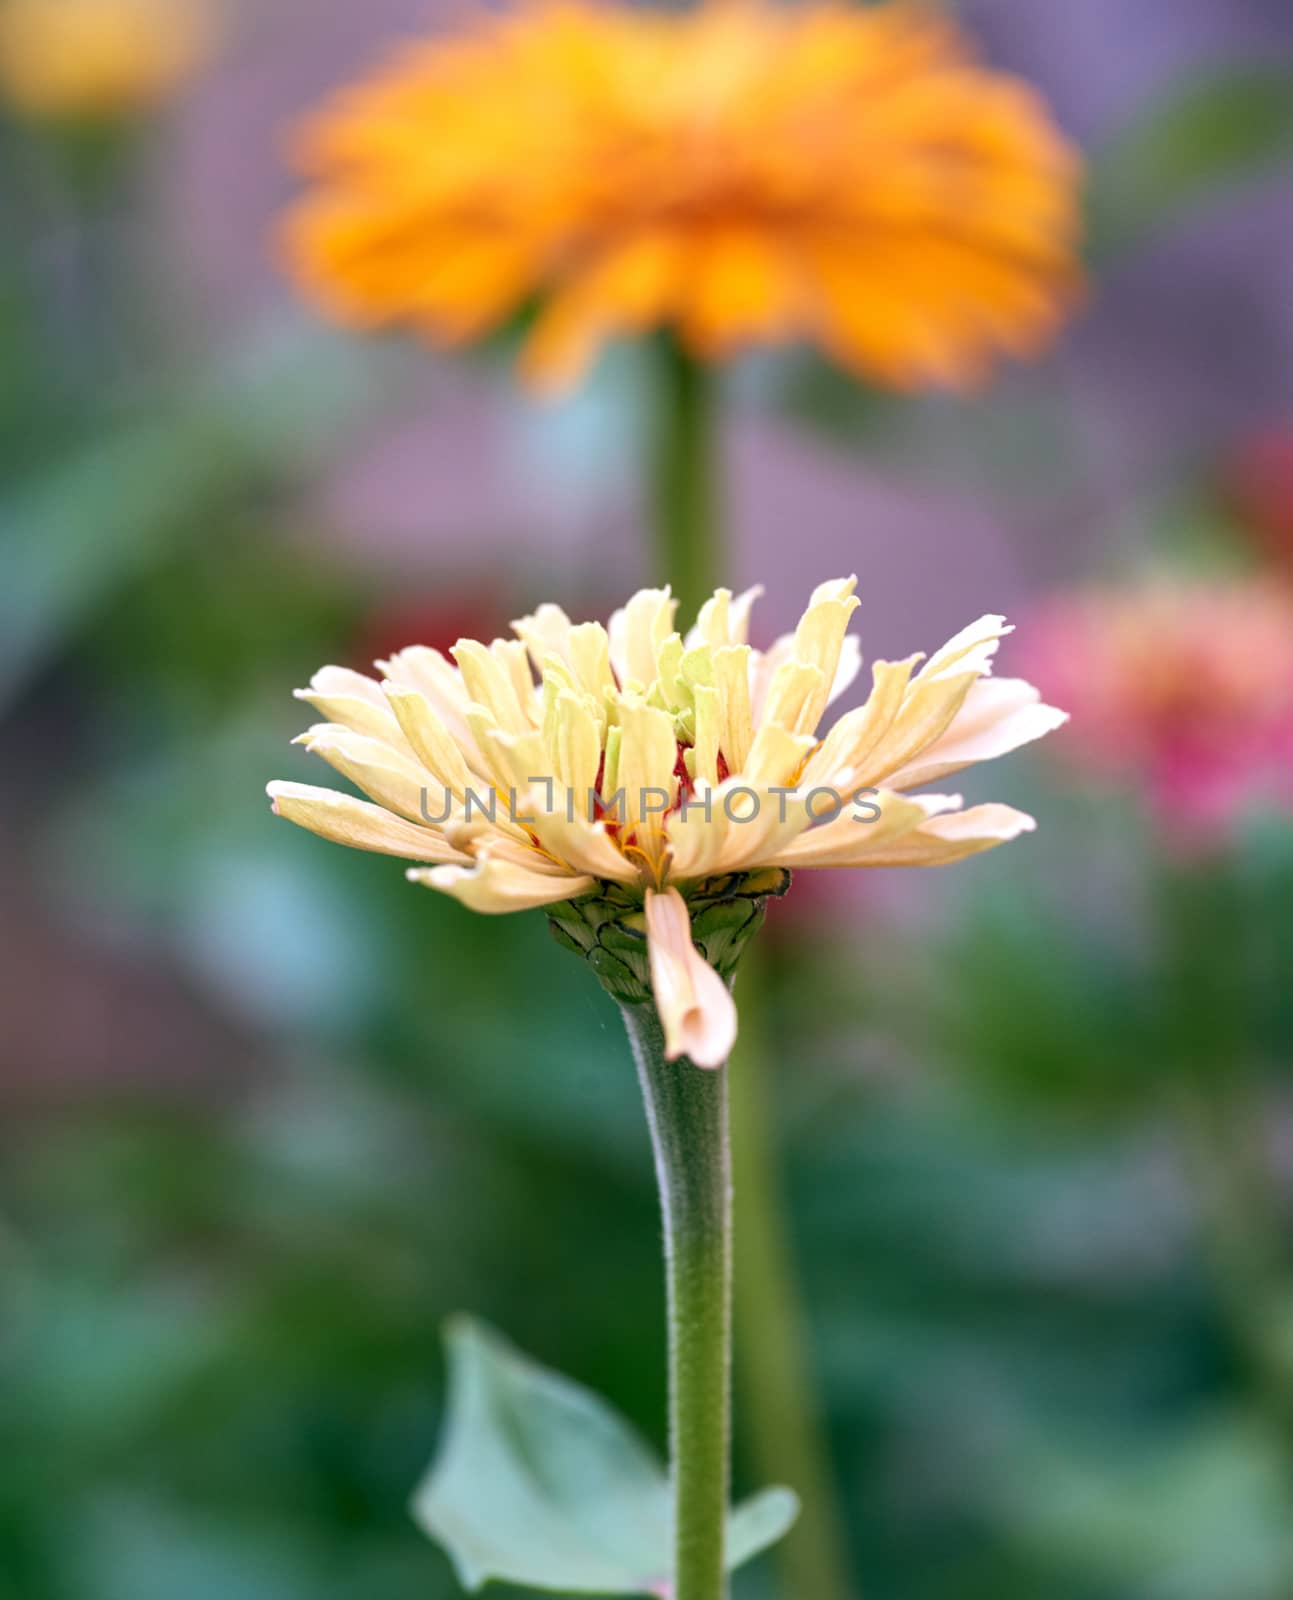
[4,1,1293,1597]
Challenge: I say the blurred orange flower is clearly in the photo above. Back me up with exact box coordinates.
[0,0,213,120]
[281,1,1082,394]
[1024,581,1293,844]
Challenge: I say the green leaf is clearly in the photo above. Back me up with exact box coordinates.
[1090,67,1293,261]
[413,1317,799,1595]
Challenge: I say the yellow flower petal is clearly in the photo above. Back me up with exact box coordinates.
[296,724,439,824]
[884,678,1069,789]
[383,682,473,801]
[800,655,922,790]
[787,576,860,730]
[844,803,1037,867]
[267,781,466,864]
[379,645,483,766]
[451,638,536,737]
[743,722,817,788]
[851,617,1016,787]
[615,696,679,871]
[758,660,828,740]
[567,622,617,702]
[542,682,603,798]
[512,603,576,676]
[920,614,1013,681]
[410,853,594,913]
[516,792,638,884]
[713,645,754,772]
[770,789,952,868]
[610,588,678,689]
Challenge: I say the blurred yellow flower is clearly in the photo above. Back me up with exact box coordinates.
[0,0,212,121]
[281,0,1082,394]
[268,579,1064,1065]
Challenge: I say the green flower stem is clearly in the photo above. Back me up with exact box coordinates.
[647,335,856,1600]
[621,1002,732,1600]
[650,336,720,617]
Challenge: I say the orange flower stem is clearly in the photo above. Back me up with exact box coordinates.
[650,336,720,619]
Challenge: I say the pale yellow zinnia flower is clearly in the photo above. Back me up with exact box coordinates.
[0,0,212,121]
[280,0,1082,394]
[268,581,1065,1066]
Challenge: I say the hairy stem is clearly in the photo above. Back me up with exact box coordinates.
[622,1001,731,1600]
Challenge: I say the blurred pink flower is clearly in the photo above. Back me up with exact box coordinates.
[1023,580,1293,846]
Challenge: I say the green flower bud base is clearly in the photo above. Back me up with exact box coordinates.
[546,868,791,1007]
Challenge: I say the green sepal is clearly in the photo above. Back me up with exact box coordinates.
[414,1317,800,1595]
[546,869,790,1008]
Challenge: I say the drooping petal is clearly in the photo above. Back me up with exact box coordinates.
[644,887,737,1069]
